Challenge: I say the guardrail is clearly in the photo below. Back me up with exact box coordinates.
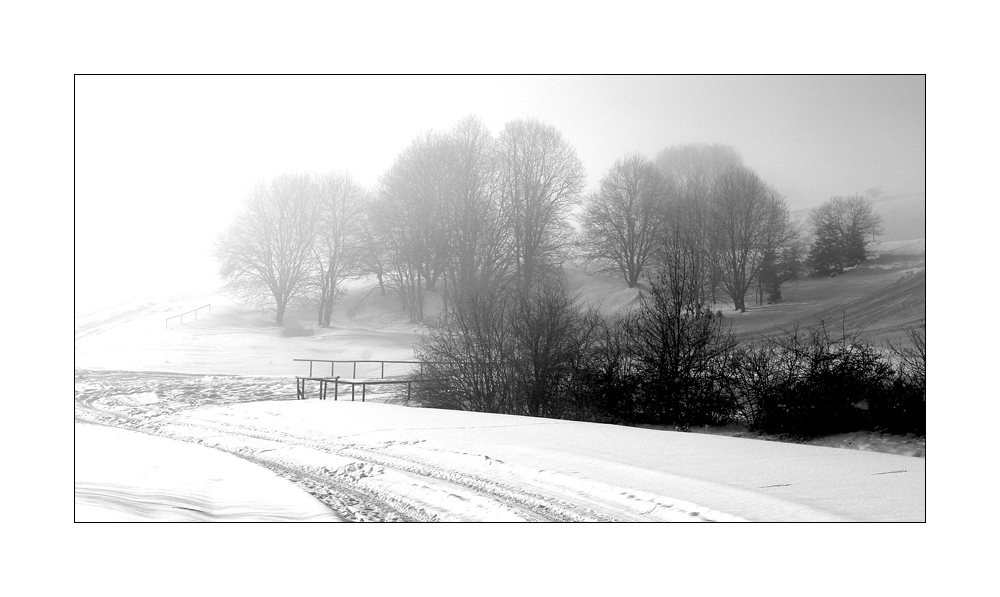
[165,304,211,328]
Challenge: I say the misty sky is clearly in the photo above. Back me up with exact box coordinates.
[75,75,924,311]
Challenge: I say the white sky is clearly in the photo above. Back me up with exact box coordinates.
[74,75,924,312]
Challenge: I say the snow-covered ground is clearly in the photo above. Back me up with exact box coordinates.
[75,284,925,522]
[75,422,338,522]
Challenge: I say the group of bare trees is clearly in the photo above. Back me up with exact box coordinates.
[216,115,586,326]
[367,115,585,323]
[580,144,798,312]
[216,172,366,325]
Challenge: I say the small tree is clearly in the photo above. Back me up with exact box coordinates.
[507,278,594,417]
[416,274,596,419]
[626,244,736,428]
[415,278,515,412]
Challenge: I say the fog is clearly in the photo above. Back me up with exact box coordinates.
[74,75,924,312]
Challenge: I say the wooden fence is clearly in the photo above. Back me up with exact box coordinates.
[165,304,211,328]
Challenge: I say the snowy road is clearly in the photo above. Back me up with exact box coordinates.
[75,369,924,522]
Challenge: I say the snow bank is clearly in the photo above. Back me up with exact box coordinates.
[75,423,339,522]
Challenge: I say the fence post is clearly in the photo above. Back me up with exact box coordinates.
[381,361,385,379]
[353,362,357,378]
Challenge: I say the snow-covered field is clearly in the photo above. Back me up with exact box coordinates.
[75,283,925,522]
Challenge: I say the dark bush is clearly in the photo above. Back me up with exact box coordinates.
[415,275,924,438]
[624,267,736,429]
[720,320,906,437]
[562,316,641,424]
[873,326,926,435]
[415,277,599,419]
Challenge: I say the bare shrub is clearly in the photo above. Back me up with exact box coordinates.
[625,262,736,429]
[877,326,926,434]
[415,276,595,418]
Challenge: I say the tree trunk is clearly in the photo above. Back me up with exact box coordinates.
[323,294,334,327]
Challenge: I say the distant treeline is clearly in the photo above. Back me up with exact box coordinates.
[216,114,883,326]
[217,114,919,437]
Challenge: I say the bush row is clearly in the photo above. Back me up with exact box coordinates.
[413,276,925,438]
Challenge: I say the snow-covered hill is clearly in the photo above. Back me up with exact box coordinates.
[75,275,925,522]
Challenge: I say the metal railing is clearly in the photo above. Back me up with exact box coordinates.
[165,304,211,328]
[293,358,464,402]
[296,375,440,402]
[292,359,462,379]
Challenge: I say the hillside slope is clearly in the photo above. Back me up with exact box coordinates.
[809,268,925,338]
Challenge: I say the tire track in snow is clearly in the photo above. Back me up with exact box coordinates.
[76,370,745,522]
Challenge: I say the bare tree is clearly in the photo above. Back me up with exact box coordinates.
[368,193,426,323]
[580,154,671,288]
[373,131,463,321]
[442,115,514,316]
[711,165,795,312]
[417,275,595,418]
[625,251,735,427]
[655,144,744,305]
[497,119,585,293]
[312,172,365,327]
[507,279,592,417]
[417,280,515,413]
[655,143,742,201]
[216,173,319,324]
[378,131,457,293]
